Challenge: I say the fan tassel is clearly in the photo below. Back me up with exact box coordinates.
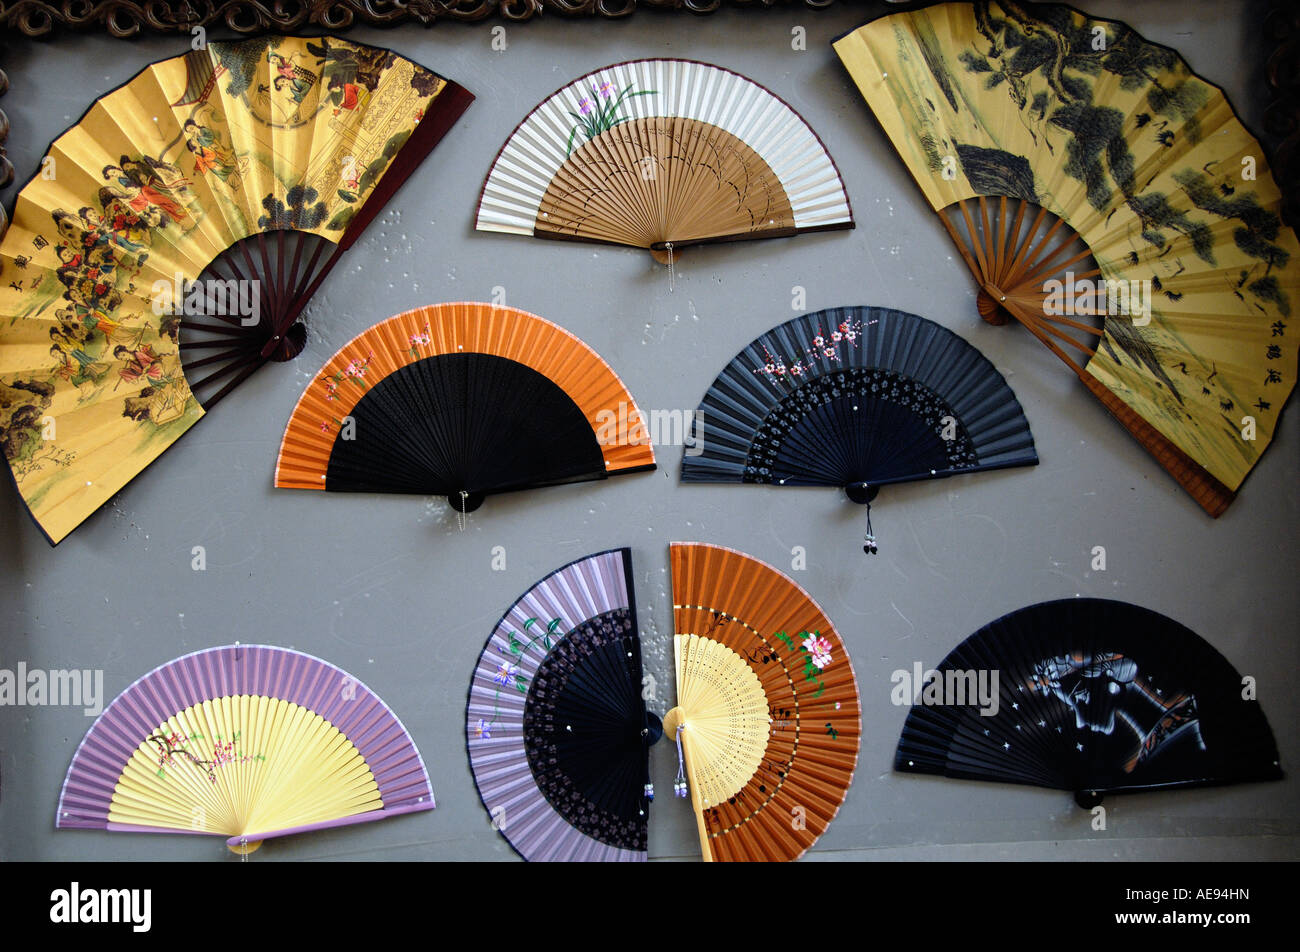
[673,724,689,798]
[456,491,469,532]
[666,242,675,292]
[863,501,878,555]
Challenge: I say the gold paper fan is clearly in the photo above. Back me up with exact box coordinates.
[834,2,1299,515]
[667,542,861,862]
[0,35,471,543]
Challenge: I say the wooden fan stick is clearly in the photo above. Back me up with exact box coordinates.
[186,350,261,393]
[264,242,343,356]
[1020,241,1098,289]
[205,362,265,408]
[979,196,998,279]
[255,232,283,329]
[1000,201,1049,285]
[999,298,1089,377]
[1039,312,1106,336]
[1023,311,1097,359]
[178,320,248,336]
[274,229,288,328]
[182,343,258,370]
[180,337,256,351]
[991,195,1007,282]
[998,196,1029,280]
[283,237,331,318]
[283,230,310,321]
[958,200,993,282]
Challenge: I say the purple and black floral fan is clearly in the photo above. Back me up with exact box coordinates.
[466,547,660,861]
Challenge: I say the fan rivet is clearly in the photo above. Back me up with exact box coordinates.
[85,481,92,486]
[908,761,914,767]
[1000,296,1006,302]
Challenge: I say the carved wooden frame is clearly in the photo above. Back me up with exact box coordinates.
[0,0,837,38]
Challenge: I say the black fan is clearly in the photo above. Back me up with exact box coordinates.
[681,306,1037,551]
[896,598,1283,805]
[275,303,656,514]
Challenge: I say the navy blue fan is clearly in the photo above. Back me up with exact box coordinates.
[896,599,1283,807]
[681,306,1038,552]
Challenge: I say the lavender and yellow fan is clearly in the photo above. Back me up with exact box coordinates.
[56,644,433,854]
[466,548,659,861]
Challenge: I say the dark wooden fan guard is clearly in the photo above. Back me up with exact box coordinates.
[178,229,337,409]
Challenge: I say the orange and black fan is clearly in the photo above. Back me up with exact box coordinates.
[835,3,1299,515]
[275,303,656,514]
[665,542,860,862]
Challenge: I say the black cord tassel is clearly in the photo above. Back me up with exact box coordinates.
[863,501,878,555]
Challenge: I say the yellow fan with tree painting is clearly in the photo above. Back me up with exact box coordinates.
[0,35,471,543]
[834,1,1299,515]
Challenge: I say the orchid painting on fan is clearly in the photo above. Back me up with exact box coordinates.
[475,617,565,738]
[565,80,657,155]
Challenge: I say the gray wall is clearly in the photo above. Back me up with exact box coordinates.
[1,1,1295,862]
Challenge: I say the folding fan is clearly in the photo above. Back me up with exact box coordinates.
[476,58,853,263]
[466,548,659,861]
[896,598,1283,805]
[0,35,472,543]
[56,644,433,853]
[666,542,860,861]
[680,305,1038,551]
[275,303,656,515]
[834,2,1299,515]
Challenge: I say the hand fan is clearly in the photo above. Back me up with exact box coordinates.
[896,598,1283,806]
[834,2,1299,515]
[465,548,659,861]
[666,542,860,861]
[56,644,434,854]
[275,303,656,516]
[0,35,472,544]
[680,305,1038,552]
[475,58,853,263]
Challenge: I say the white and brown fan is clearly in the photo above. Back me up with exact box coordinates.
[475,58,854,264]
[665,542,860,861]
